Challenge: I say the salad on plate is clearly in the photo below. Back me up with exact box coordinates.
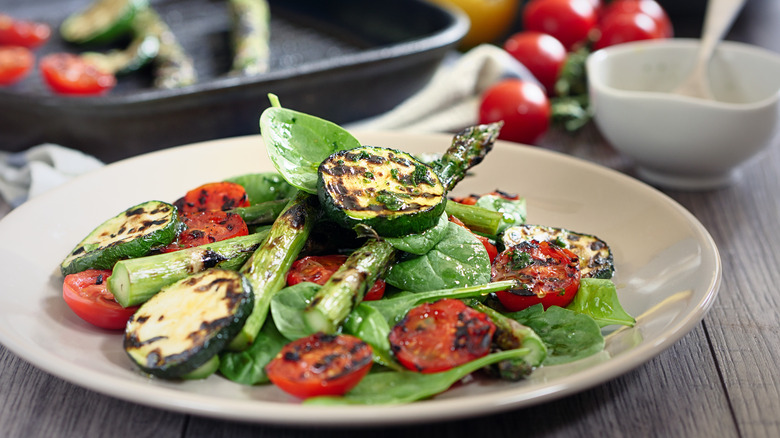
[58,95,635,404]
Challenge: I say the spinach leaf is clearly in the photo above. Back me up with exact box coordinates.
[225,172,297,205]
[509,304,604,366]
[567,278,636,328]
[303,349,530,405]
[270,282,321,340]
[218,320,288,385]
[384,222,491,292]
[383,211,448,255]
[259,94,361,193]
[475,195,527,233]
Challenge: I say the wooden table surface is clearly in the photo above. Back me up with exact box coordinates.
[1,2,779,437]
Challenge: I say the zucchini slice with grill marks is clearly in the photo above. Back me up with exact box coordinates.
[124,268,253,379]
[502,224,614,279]
[317,146,446,237]
[60,200,180,276]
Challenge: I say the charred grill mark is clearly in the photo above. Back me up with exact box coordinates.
[282,201,310,230]
[200,250,229,269]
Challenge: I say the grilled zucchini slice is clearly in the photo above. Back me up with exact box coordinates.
[124,269,253,379]
[317,146,446,237]
[502,224,614,279]
[60,200,180,276]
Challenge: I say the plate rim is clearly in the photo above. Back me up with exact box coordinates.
[0,132,722,426]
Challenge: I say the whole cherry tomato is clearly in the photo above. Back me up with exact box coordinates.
[503,31,567,95]
[522,0,598,50]
[0,46,34,86]
[594,9,667,50]
[479,79,551,145]
[599,0,673,38]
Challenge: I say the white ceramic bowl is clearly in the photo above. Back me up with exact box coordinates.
[587,39,780,189]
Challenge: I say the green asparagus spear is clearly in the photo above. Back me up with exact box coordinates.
[108,230,268,308]
[228,0,271,75]
[444,201,503,236]
[303,238,396,334]
[228,191,316,350]
[229,198,288,226]
[132,7,197,89]
[430,122,503,191]
[467,300,547,380]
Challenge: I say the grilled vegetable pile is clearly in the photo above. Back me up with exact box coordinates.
[59,94,635,403]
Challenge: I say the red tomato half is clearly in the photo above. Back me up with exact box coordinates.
[388,298,496,373]
[0,14,51,48]
[159,210,249,252]
[522,0,598,50]
[265,333,373,399]
[286,255,386,301]
[62,269,138,330]
[479,79,551,145]
[503,31,567,95]
[39,53,116,95]
[175,181,251,213]
[491,240,581,311]
[0,46,34,86]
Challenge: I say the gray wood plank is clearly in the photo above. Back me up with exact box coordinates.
[670,143,780,438]
[0,345,187,438]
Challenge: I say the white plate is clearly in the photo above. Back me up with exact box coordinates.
[0,132,721,426]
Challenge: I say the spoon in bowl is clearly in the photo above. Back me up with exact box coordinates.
[673,0,747,99]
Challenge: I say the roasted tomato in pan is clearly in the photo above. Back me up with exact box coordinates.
[62,269,138,330]
[388,298,496,373]
[265,332,373,399]
[491,240,581,311]
[39,53,116,95]
[175,181,251,213]
[0,14,51,48]
[0,46,34,86]
[286,255,386,301]
[158,210,249,253]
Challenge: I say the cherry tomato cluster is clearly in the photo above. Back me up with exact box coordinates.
[0,14,115,94]
[479,0,673,145]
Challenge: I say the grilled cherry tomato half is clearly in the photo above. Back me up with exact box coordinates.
[449,215,498,263]
[522,0,598,50]
[175,181,250,213]
[286,255,386,301]
[491,240,581,311]
[0,14,51,48]
[265,332,373,399]
[159,210,249,253]
[39,53,116,95]
[479,79,551,145]
[0,46,34,86]
[503,31,567,95]
[62,269,138,330]
[388,298,496,373]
